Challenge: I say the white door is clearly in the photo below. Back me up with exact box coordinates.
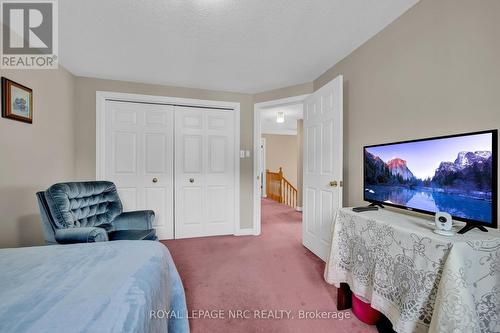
[104,101,174,240]
[175,106,235,238]
[302,75,343,261]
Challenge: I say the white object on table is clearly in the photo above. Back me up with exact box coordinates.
[433,211,454,236]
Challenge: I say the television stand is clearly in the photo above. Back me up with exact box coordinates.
[368,202,385,208]
[457,223,488,234]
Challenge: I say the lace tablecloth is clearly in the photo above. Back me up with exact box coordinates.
[324,208,500,333]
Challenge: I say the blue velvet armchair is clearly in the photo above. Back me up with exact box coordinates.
[36,181,157,244]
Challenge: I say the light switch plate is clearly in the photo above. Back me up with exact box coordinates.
[245,150,251,157]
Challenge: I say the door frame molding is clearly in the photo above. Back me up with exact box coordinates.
[260,137,266,198]
[96,91,241,235]
[253,94,310,235]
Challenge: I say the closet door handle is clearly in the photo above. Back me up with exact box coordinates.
[189,178,195,183]
[152,178,158,183]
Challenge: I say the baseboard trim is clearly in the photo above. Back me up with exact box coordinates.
[295,207,303,212]
[234,228,257,236]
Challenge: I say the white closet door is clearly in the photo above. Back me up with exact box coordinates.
[303,75,343,261]
[104,101,174,240]
[175,106,235,238]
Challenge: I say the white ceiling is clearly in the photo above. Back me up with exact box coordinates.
[59,0,419,93]
[261,103,303,135]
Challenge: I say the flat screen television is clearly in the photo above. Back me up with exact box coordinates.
[364,130,498,233]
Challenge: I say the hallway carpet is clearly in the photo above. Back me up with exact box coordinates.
[162,199,376,333]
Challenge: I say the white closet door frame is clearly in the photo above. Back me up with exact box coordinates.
[95,91,241,235]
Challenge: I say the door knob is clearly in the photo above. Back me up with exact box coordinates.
[152,178,158,183]
[189,178,195,183]
[330,180,338,187]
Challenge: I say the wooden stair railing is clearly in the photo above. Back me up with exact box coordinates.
[266,167,298,208]
[266,168,282,203]
[282,176,298,208]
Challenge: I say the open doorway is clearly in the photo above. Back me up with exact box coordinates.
[254,76,343,261]
[253,95,309,235]
[261,105,303,209]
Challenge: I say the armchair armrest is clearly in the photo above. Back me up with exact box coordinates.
[55,227,109,244]
[111,210,155,231]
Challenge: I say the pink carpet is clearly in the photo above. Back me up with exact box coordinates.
[162,199,376,333]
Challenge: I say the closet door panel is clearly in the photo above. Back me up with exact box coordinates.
[175,106,235,238]
[205,110,234,236]
[141,103,174,239]
[104,101,174,240]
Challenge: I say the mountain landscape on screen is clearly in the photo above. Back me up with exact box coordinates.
[365,150,493,193]
[364,134,494,223]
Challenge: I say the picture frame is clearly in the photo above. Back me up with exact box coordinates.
[1,77,33,124]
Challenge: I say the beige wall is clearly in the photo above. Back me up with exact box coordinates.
[263,134,299,191]
[0,67,76,247]
[314,0,500,223]
[74,77,255,229]
[254,82,313,104]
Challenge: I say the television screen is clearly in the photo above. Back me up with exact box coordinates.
[364,130,497,226]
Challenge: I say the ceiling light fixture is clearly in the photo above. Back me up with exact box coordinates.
[276,111,285,123]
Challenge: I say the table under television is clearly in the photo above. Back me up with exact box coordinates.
[324,207,500,333]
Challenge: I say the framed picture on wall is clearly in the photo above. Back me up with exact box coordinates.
[1,77,33,124]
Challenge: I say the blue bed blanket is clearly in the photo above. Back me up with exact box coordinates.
[0,241,189,333]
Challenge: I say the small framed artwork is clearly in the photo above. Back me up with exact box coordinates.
[1,77,33,124]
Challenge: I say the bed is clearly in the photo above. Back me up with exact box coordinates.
[0,241,189,333]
